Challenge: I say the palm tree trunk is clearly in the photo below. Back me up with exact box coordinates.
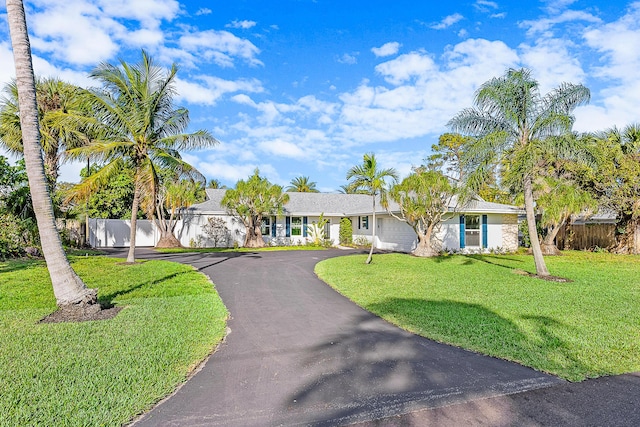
[126,171,141,263]
[366,196,376,264]
[7,0,96,307]
[524,175,550,276]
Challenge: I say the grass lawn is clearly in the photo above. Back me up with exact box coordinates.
[315,251,640,381]
[0,256,228,426]
[157,245,327,254]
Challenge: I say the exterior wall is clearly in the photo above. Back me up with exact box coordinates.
[501,214,519,252]
[89,218,158,248]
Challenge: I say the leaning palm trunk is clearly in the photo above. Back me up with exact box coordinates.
[7,0,97,307]
[524,175,550,275]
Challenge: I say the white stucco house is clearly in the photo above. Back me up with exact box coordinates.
[88,189,521,252]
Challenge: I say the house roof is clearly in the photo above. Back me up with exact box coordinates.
[188,189,522,216]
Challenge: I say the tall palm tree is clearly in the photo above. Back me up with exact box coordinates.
[67,51,218,263]
[449,68,590,276]
[286,176,319,192]
[0,78,89,190]
[346,153,398,264]
[6,0,97,308]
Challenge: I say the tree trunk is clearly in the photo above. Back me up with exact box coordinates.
[412,225,437,257]
[523,175,550,276]
[126,171,141,263]
[244,217,265,248]
[611,217,639,254]
[155,230,182,248]
[7,0,97,308]
[541,223,563,255]
[366,196,376,264]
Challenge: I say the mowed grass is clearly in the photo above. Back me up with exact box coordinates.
[315,252,640,381]
[0,256,228,426]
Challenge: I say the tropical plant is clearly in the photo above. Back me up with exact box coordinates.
[449,68,590,276]
[286,176,319,192]
[535,159,597,255]
[588,124,640,253]
[306,213,328,245]
[221,169,289,248]
[153,177,205,248]
[385,168,457,257]
[6,0,97,309]
[0,78,90,190]
[346,153,398,264]
[207,178,225,189]
[66,50,217,262]
[427,133,473,180]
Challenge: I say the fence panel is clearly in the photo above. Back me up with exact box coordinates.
[556,223,616,250]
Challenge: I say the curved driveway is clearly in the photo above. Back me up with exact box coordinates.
[125,248,563,426]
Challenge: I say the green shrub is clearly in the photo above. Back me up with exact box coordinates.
[339,217,353,245]
[0,214,38,259]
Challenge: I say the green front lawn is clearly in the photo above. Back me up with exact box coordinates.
[315,252,640,381]
[0,256,228,426]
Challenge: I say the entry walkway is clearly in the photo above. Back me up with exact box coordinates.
[126,249,563,426]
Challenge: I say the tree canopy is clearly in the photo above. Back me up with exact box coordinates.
[286,176,319,192]
[221,169,289,248]
[449,68,590,276]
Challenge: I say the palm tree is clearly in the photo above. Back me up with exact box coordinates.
[286,176,319,192]
[449,68,590,276]
[67,51,218,263]
[346,153,398,264]
[6,0,97,309]
[0,78,89,190]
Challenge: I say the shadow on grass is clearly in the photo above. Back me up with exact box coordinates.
[463,254,528,270]
[282,298,576,425]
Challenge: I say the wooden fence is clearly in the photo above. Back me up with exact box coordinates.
[555,223,616,250]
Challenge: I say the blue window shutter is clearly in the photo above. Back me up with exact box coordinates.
[271,216,276,237]
[302,216,308,237]
[285,217,291,237]
[482,215,488,248]
[459,215,466,249]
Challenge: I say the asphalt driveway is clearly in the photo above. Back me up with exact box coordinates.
[120,248,566,426]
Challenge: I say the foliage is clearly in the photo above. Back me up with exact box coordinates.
[0,78,91,189]
[202,217,231,247]
[0,256,227,426]
[427,133,473,180]
[221,169,289,248]
[587,124,640,253]
[346,153,398,263]
[66,51,217,262]
[306,213,328,245]
[316,252,640,381]
[339,217,353,245]
[207,178,225,189]
[449,68,590,276]
[286,175,319,192]
[0,213,31,259]
[386,168,457,257]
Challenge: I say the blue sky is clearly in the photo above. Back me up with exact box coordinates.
[1,0,639,192]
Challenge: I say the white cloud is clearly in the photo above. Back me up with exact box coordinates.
[520,10,601,36]
[257,139,306,159]
[519,38,586,93]
[431,13,464,30]
[371,42,401,57]
[337,53,358,64]
[474,0,499,10]
[195,8,212,16]
[176,76,263,106]
[374,52,437,85]
[226,20,257,29]
[179,29,263,68]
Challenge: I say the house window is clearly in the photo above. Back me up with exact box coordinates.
[261,217,270,236]
[291,216,302,236]
[359,216,369,230]
[465,215,480,247]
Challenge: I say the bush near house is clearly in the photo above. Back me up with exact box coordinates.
[339,217,353,245]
